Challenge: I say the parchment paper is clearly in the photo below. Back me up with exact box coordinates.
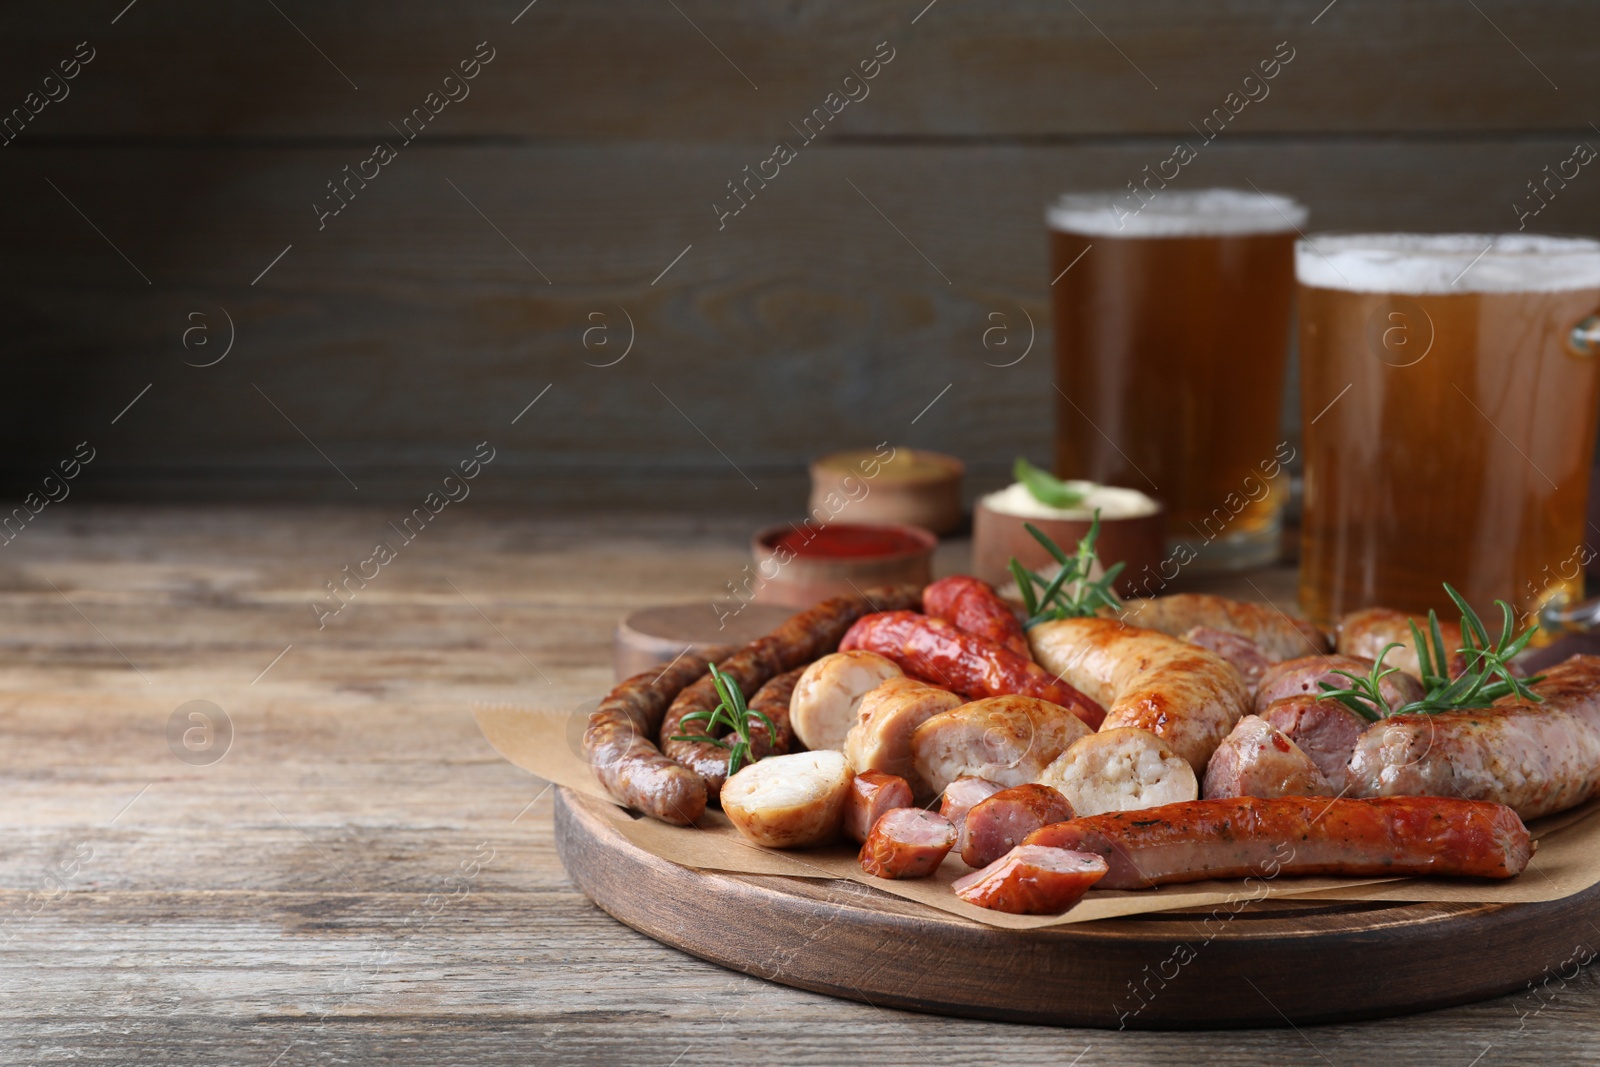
[477,705,1600,929]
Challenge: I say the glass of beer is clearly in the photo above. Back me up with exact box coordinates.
[1049,188,1306,571]
[1296,233,1600,627]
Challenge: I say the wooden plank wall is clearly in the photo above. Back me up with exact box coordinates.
[2,0,1598,507]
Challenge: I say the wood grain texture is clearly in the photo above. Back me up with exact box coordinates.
[2,505,1598,1063]
[5,138,1598,504]
[1,1,1596,138]
[556,787,1600,1029]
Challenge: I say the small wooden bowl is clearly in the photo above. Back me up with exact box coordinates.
[808,449,964,536]
[973,500,1166,598]
[750,522,936,609]
[613,601,797,681]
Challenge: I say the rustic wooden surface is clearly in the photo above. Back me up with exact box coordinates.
[556,786,1600,1030]
[4,2,1600,503]
[4,505,1599,1064]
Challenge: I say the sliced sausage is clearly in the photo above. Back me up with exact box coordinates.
[1261,694,1370,794]
[1347,654,1600,819]
[1117,593,1327,660]
[911,694,1094,797]
[842,677,964,797]
[923,575,1031,658]
[1203,715,1334,799]
[720,750,853,849]
[843,770,915,844]
[939,776,1006,858]
[1181,626,1273,695]
[1037,727,1198,817]
[1029,617,1251,773]
[840,611,1105,727]
[1024,796,1531,890]
[858,808,957,879]
[790,650,904,752]
[1255,653,1426,715]
[951,845,1109,914]
[960,783,1075,868]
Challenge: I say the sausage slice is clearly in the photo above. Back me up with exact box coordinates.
[790,650,904,752]
[843,770,914,844]
[843,678,964,797]
[1036,727,1198,817]
[951,845,1109,914]
[1203,715,1334,799]
[960,783,1075,868]
[911,694,1093,797]
[1261,694,1369,794]
[858,808,957,879]
[939,776,1005,859]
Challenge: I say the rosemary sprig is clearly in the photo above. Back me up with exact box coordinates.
[1008,511,1125,629]
[1014,457,1087,510]
[667,662,776,776]
[1318,583,1544,722]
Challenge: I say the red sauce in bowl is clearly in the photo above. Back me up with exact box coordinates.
[771,524,930,560]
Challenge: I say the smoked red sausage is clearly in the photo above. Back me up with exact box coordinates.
[839,611,1104,728]
[923,576,1030,658]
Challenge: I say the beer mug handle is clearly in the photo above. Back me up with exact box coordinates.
[1541,596,1600,635]
[1569,315,1600,355]
[1543,315,1600,631]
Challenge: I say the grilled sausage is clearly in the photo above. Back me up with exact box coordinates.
[1261,695,1370,794]
[1037,727,1198,816]
[940,776,1005,858]
[842,678,964,797]
[1182,627,1273,695]
[1029,617,1251,773]
[1117,593,1327,661]
[1203,715,1334,799]
[584,651,726,825]
[663,585,922,796]
[960,784,1075,868]
[843,770,915,844]
[840,611,1105,727]
[1255,654,1426,715]
[790,651,903,752]
[859,808,957,879]
[1337,608,1466,681]
[1347,654,1600,819]
[744,667,805,759]
[910,694,1094,797]
[923,575,1031,658]
[952,845,1109,914]
[721,750,853,848]
[1024,796,1531,889]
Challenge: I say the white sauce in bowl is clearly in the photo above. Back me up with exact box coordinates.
[981,482,1160,521]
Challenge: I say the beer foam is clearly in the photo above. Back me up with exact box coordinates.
[1296,233,1600,293]
[1047,189,1308,237]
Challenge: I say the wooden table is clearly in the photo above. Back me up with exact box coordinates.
[4,506,1595,1065]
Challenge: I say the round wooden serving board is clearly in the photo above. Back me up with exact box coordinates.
[555,788,1599,1029]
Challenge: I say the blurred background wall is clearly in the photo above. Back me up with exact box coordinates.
[3,0,1598,510]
